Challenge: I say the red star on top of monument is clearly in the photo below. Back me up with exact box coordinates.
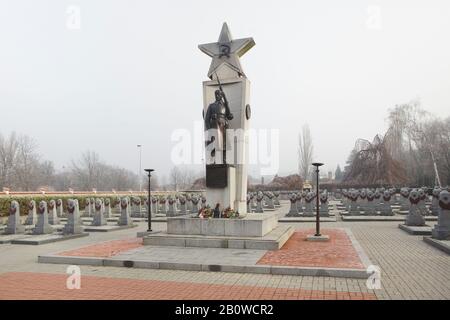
[198,22,255,79]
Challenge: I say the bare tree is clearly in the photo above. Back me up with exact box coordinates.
[298,124,314,181]
[69,151,140,191]
[0,132,19,189]
[169,166,181,191]
[343,100,449,187]
[0,132,144,191]
[385,100,449,186]
[70,150,103,190]
[13,135,41,191]
[168,165,201,191]
[342,132,408,186]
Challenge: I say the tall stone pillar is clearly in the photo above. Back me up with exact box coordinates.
[199,22,255,214]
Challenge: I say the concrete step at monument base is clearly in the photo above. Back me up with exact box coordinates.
[143,225,295,250]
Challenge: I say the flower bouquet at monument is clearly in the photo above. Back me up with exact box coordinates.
[222,207,238,219]
[198,206,213,219]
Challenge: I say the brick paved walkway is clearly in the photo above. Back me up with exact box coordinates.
[0,272,376,300]
[257,228,365,269]
[57,238,143,258]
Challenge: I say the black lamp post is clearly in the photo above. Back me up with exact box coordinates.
[312,162,324,237]
[144,169,154,232]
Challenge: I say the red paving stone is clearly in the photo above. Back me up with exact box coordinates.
[57,238,143,258]
[257,229,365,269]
[0,272,376,300]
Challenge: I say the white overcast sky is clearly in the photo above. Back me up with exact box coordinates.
[1,0,449,179]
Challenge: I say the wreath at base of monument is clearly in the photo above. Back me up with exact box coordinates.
[222,207,238,219]
[198,207,213,219]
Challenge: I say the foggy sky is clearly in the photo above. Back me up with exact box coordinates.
[1,0,449,181]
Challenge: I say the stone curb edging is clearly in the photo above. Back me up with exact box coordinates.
[278,217,337,223]
[37,254,369,279]
[11,233,89,245]
[398,224,432,235]
[342,228,373,270]
[341,216,437,222]
[83,224,138,233]
[423,237,450,254]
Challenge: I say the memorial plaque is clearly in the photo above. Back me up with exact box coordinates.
[206,164,231,188]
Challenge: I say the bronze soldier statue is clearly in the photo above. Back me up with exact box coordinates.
[204,88,233,164]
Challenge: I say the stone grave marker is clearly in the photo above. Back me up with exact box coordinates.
[47,200,60,225]
[379,191,394,216]
[159,196,167,214]
[179,196,187,215]
[405,189,426,226]
[24,200,38,225]
[319,191,329,217]
[62,199,84,235]
[399,187,410,213]
[56,199,64,217]
[33,201,54,234]
[431,190,450,240]
[303,191,315,216]
[84,198,91,217]
[167,196,177,216]
[150,196,157,214]
[92,198,107,226]
[418,189,431,216]
[365,190,376,215]
[4,200,25,234]
[255,191,264,213]
[118,197,133,226]
[287,193,299,216]
[348,189,360,215]
[296,192,303,213]
[274,191,281,206]
[431,187,441,216]
[104,198,112,218]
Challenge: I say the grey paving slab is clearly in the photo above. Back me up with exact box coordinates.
[0,234,32,244]
[39,245,369,279]
[398,224,432,235]
[11,233,89,245]
[342,215,406,221]
[279,216,337,222]
[342,215,437,222]
[423,237,450,254]
[116,246,267,266]
[83,224,137,232]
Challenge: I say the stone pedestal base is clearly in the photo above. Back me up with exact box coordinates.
[144,212,292,250]
[206,165,237,212]
[167,213,277,237]
[144,225,294,250]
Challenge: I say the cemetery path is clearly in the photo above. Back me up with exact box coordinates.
[0,272,376,300]
[257,229,365,269]
[0,203,449,300]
